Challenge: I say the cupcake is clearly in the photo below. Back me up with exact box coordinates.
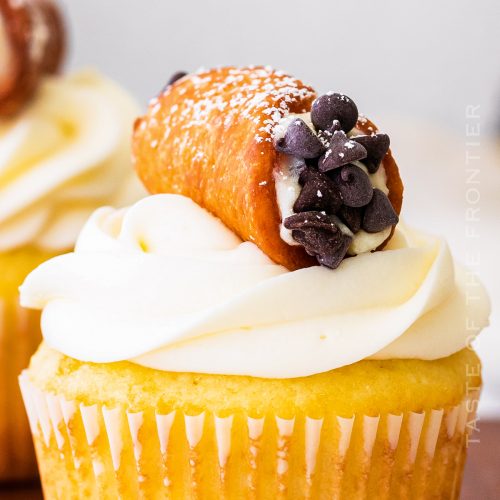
[0,1,143,480]
[19,67,490,498]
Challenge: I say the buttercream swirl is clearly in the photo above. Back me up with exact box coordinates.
[0,70,144,252]
[20,194,490,378]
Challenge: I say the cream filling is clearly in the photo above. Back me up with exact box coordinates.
[273,115,392,256]
[273,155,303,245]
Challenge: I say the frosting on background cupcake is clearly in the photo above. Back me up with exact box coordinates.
[0,69,145,252]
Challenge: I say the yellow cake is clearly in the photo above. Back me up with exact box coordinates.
[21,343,480,499]
[0,70,142,481]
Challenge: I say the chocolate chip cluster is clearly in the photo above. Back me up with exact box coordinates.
[275,92,398,269]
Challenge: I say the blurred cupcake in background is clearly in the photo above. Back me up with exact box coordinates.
[0,0,143,481]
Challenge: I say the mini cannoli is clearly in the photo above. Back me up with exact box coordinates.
[0,0,65,116]
[133,66,403,270]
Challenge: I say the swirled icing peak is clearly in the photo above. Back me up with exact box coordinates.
[20,194,490,378]
[0,70,144,252]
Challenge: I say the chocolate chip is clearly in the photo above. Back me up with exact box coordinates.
[167,71,188,86]
[285,211,339,232]
[328,119,342,133]
[318,131,367,172]
[318,120,342,144]
[317,129,332,146]
[275,119,326,159]
[338,205,363,233]
[284,212,352,269]
[330,164,373,207]
[293,168,342,214]
[362,189,399,233]
[351,134,390,173]
[298,166,321,185]
[311,93,359,133]
[316,235,352,269]
[305,157,319,169]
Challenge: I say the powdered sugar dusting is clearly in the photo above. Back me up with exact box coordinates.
[148,67,315,152]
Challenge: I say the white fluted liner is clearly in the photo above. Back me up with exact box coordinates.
[19,373,479,499]
[305,417,322,482]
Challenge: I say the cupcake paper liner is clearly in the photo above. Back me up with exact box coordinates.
[19,373,479,499]
[0,300,41,481]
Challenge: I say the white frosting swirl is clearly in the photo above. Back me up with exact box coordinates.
[0,70,145,252]
[20,194,490,378]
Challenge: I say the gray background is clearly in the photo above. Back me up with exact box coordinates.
[58,0,500,416]
[59,0,500,136]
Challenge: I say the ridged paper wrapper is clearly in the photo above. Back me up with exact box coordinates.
[19,373,478,499]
